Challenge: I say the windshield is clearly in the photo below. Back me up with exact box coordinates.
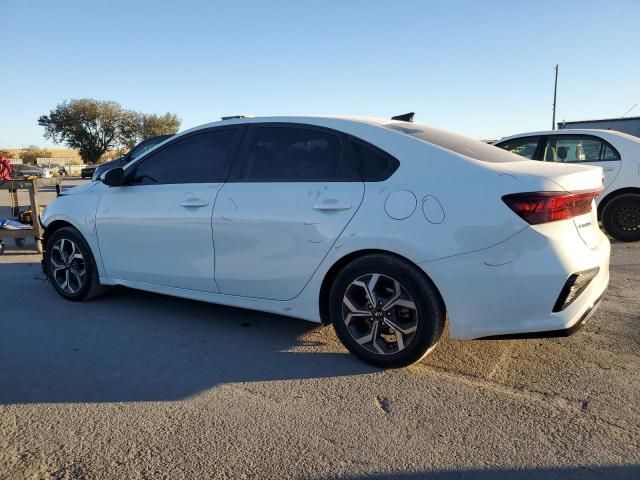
[384,123,524,163]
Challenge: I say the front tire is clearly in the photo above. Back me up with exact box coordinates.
[329,254,445,368]
[45,226,106,301]
[601,194,640,242]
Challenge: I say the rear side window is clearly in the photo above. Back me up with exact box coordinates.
[131,129,238,184]
[542,136,621,163]
[242,126,356,181]
[351,140,399,181]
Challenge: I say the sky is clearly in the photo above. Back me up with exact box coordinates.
[1,0,639,148]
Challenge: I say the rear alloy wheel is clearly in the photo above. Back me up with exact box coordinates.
[45,226,106,301]
[330,254,445,368]
[602,194,640,242]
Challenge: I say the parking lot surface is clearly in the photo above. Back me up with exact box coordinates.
[1,179,639,479]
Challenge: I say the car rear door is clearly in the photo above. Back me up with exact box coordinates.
[540,134,622,193]
[212,123,364,300]
[95,127,243,292]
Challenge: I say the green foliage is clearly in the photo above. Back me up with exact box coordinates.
[20,145,52,165]
[141,113,181,139]
[118,112,181,150]
[38,99,181,164]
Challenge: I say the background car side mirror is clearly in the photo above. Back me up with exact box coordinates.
[102,167,125,187]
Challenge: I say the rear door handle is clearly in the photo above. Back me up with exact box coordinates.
[312,202,352,211]
[181,198,209,208]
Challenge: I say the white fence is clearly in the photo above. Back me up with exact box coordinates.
[36,157,77,166]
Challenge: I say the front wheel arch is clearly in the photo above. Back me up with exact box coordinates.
[43,220,75,254]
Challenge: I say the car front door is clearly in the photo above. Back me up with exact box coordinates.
[212,124,364,300]
[540,134,622,193]
[95,127,242,292]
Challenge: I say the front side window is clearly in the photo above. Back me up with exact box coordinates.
[495,137,540,159]
[242,127,353,181]
[131,129,237,184]
[542,136,620,163]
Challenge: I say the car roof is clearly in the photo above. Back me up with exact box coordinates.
[180,115,406,134]
[496,128,639,143]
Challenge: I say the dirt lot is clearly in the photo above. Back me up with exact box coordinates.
[0,180,639,479]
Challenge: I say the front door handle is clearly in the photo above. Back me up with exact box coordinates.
[313,202,352,211]
[181,198,209,208]
[602,167,615,172]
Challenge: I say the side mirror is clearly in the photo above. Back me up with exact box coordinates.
[101,167,125,187]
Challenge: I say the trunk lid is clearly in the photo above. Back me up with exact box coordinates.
[494,160,604,248]
[495,160,604,192]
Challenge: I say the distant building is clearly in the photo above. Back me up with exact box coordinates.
[558,116,640,138]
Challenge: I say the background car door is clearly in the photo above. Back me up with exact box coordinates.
[96,127,242,292]
[212,124,364,300]
[541,135,622,193]
[494,136,542,160]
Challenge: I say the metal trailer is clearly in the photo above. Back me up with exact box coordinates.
[0,177,63,254]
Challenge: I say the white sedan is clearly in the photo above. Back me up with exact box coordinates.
[495,129,640,242]
[41,116,610,367]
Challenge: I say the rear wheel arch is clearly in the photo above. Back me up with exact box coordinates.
[318,249,446,325]
[597,187,640,218]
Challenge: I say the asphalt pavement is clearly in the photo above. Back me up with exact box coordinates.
[0,179,638,479]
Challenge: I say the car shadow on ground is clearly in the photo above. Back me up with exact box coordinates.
[0,261,377,405]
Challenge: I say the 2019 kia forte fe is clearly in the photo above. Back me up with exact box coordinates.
[41,116,610,367]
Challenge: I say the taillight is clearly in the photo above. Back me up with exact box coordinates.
[502,189,602,225]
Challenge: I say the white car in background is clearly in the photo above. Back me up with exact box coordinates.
[495,129,640,242]
[40,116,609,367]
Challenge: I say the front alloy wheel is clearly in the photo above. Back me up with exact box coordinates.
[45,226,106,301]
[50,238,86,294]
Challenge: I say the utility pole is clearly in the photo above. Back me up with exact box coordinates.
[552,65,559,130]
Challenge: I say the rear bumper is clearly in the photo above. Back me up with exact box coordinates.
[478,290,605,340]
[419,223,611,340]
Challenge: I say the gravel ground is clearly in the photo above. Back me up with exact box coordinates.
[0,180,639,479]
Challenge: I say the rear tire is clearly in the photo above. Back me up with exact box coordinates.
[602,194,640,242]
[329,253,445,368]
[45,226,106,301]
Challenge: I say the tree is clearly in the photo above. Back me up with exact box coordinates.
[19,146,52,165]
[38,99,123,164]
[118,112,182,149]
[38,99,181,164]
[117,110,143,150]
[141,113,181,139]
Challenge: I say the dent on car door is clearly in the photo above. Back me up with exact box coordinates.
[95,127,242,291]
[541,135,621,191]
[212,124,365,301]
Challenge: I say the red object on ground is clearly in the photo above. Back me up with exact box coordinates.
[0,156,15,181]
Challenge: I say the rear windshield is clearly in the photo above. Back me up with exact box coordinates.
[384,123,524,163]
